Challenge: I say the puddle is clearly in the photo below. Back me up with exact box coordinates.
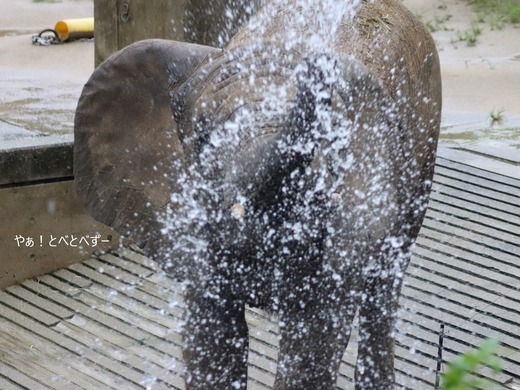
[0,106,75,135]
[0,30,34,38]
[0,0,94,136]
[440,111,520,163]
[0,69,85,135]
[441,128,520,147]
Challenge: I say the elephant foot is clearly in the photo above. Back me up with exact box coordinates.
[183,289,249,389]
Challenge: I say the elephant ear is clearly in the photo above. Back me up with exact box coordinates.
[74,39,218,250]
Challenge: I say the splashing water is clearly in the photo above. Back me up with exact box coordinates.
[73,0,441,388]
[243,0,363,51]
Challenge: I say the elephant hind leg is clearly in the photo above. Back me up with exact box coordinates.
[183,288,249,390]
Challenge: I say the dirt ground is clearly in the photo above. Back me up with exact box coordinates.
[0,0,519,156]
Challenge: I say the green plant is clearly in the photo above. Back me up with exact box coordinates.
[489,107,505,125]
[475,11,487,23]
[506,1,520,22]
[455,22,482,46]
[467,0,520,25]
[441,338,502,390]
[438,0,448,10]
[426,14,453,32]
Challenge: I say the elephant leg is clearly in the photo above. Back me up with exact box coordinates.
[274,279,358,390]
[354,246,411,390]
[183,287,249,389]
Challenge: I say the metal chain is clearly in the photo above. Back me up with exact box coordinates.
[31,29,62,46]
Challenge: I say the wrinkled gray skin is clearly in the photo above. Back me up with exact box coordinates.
[74,0,441,389]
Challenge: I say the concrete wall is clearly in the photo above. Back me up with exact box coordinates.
[0,141,118,289]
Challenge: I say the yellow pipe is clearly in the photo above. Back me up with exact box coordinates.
[54,18,94,42]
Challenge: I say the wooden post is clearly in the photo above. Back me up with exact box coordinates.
[94,0,263,66]
[94,0,187,66]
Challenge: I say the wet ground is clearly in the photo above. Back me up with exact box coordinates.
[1,0,519,162]
[405,0,520,164]
[0,0,93,143]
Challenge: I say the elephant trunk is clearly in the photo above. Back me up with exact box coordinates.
[225,54,337,207]
[270,54,336,188]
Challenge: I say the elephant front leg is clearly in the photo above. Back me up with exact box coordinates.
[183,287,249,390]
[274,280,358,390]
[354,248,410,390]
[355,283,397,389]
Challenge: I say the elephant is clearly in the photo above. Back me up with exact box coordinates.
[74,0,441,389]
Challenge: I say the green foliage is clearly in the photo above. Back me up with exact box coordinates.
[426,14,453,32]
[489,108,506,125]
[507,2,520,22]
[468,0,520,25]
[454,22,482,46]
[442,338,502,390]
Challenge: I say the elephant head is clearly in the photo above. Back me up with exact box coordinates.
[75,38,399,276]
[74,0,441,388]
